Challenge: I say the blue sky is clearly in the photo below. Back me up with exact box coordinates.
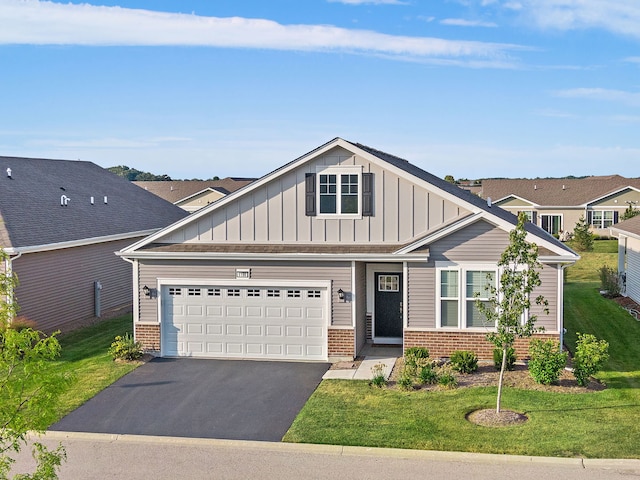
[1,0,639,180]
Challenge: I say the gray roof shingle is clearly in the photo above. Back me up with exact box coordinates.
[133,178,256,204]
[0,156,188,249]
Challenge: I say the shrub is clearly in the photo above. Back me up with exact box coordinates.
[418,364,439,385]
[493,347,516,371]
[598,265,621,297]
[370,363,387,388]
[404,346,430,376]
[450,350,478,373]
[436,365,458,389]
[528,339,568,385]
[108,332,143,361]
[572,333,609,387]
[397,366,414,391]
[571,215,594,251]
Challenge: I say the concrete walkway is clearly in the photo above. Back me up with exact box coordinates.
[322,345,402,381]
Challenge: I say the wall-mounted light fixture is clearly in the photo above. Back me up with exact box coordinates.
[337,288,345,301]
[142,285,151,297]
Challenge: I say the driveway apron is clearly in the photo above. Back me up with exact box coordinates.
[50,358,329,442]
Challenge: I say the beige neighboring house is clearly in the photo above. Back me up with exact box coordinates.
[611,215,640,307]
[481,176,640,238]
[119,138,578,363]
[0,156,188,332]
[134,178,256,212]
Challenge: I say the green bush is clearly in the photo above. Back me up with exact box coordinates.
[450,350,478,373]
[598,265,621,297]
[397,366,414,391]
[436,365,458,389]
[572,333,609,387]
[418,364,439,384]
[528,339,568,385]
[493,347,516,371]
[108,332,143,361]
[404,346,430,376]
[369,363,387,388]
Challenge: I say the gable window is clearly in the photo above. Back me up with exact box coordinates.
[541,214,562,235]
[305,168,373,217]
[437,266,496,329]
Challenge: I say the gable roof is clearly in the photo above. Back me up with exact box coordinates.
[0,156,188,250]
[120,138,577,260]
[611,215,640,239]
[482,176,640,207]
[133,178,256,204]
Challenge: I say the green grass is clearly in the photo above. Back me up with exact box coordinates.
[285,239,640,458]
[49,315,141,421]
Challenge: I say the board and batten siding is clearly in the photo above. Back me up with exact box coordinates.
[158,146,471,246]
[137,260,352,327]
[13,238,136,332]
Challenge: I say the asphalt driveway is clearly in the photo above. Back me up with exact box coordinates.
[50,358,329,442]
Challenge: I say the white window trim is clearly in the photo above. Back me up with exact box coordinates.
[315,165,363,219]
[435,262,498,330]
[590,210,615,229]
[540,213,563,235]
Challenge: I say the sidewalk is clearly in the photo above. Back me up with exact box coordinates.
[322,345,401,380]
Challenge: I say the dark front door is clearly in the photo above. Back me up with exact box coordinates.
[374,272,403,338]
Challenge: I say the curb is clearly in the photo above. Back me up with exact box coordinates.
[31,431,640,472]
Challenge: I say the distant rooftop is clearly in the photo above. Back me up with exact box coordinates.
[133,178,256,204]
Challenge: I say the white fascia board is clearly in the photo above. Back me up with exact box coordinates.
[121,138,350,253]
[610,227,640,241]
[117,251,430,263]
[584,185,640,207]
[4,229,159,256]
[494,194,538,207]
[394,214,482,254]
[538,256,580,264]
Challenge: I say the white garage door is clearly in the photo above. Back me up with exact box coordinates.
[161,284,327,361]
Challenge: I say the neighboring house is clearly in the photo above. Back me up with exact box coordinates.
[0,156,188,333]
[611,215,640,306]
[134,178,256,212]
[119,138,578,362]
[481,176,640,238]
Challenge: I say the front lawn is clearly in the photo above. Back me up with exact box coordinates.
[49,315,141,422]
[284,240,640,458]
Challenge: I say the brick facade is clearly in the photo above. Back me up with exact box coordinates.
[403,330,560,360]
[135,323,161,352]
[328,328,355,359]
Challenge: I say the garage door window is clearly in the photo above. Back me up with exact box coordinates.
[227,289,240,297]
[169,288,182,296]
[207,288,221,296]
[267,289,281,297]
[307,290,321,298]
[188,288,201,296]
[287,290,301,298]
[247,289,261,297]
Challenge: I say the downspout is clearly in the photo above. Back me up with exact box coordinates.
[120,256,140,325]
[559,263,570,351]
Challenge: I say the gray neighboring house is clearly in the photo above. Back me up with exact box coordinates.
[611,215,640,306]
[0,156,188,333]
[119,138,579,362]
[134,178,256,212]
[481,176,640,238]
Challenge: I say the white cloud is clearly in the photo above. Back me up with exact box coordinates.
[0,0,525,65]
[506,0,640,38]
[554,88,640,107]
[440,18,498,27]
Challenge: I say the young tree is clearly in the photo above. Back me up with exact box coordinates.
[572,215,594,252]
[475,213,548,413]
[0,248,70,479]
[620,204,640,221]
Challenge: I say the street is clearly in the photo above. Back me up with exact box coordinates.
[10,432,640,480]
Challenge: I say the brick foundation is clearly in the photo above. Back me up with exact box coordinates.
[328,328,355,359]
[135,323,161,352]
[403,330,560,360]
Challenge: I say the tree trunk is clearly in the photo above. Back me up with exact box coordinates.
[496,346,507,413]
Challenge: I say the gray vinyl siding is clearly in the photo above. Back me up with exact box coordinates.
[158,146,471,246]
[407,262,435,329]
[13,238,136,332]
[137,260,352,327]
[354,262,367,352]
[623,236,640,305]
[429,220,510,262]
[405,220,560,331]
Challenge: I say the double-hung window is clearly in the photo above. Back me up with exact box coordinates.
[590,210,614,229]
[437,264,496,329]
[319,170,360,215]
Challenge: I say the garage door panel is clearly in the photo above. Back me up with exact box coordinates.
[162,284,327,361]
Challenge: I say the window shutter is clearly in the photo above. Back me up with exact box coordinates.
[362,172,374,216]
[532,211,538,224]
[614,211,619,224]
[305,173,316,216]
[586,210,593,225]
